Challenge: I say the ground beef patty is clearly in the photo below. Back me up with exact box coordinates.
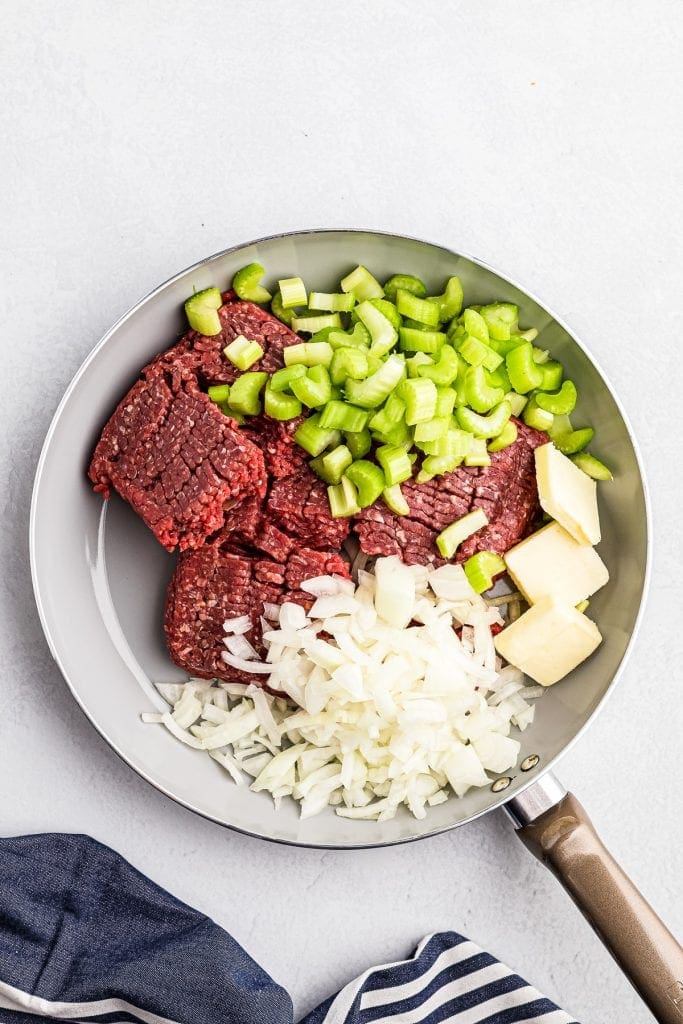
[266,466,351,550]
[165,544,349,685]
[354,420,548,566]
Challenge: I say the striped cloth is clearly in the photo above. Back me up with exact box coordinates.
[0,833,577,1024]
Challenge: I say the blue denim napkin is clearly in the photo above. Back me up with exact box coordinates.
[0,834,577,1023]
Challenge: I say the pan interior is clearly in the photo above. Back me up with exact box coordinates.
[31,230,648,847]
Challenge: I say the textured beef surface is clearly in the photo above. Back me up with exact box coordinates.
[354,420,547,566]
[165,544,349,684]
[266,467,351,550]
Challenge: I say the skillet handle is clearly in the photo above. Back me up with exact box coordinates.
[506,777,683,1023]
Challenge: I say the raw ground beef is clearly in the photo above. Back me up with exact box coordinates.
[354,420,547,567]
[245,414,308,479]
[165,544,349,685]
[266,467,350,550]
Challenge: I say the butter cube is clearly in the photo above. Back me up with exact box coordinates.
[535,442,600,545]
[494,599,602,686]
[504,521,609,607]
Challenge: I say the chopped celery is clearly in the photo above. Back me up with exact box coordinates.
[345,427,372,459]
[345,354,406,408]
[487,420,518,452]
[576,599,590,613]
[463,551,506,594]
[330,347,369,385]
[291,313,342,334]
[422,454,461,476]
[415,470,434,484]
[328,322,371,349]
[456,399,512,439]
[369,393,406,434]
[553,427,594,455]
[415,345,460,385]
[308,291,356,312]
[399,327,446,354]
[264,385,302,421]
[383,274,427,301]
[571,452,613,481]
[464,365,504,413]
[416,428,472,459]
[290,365,332,408]
[487,335,526,357]
[435,387,456,417]
[518,327,539,342]
[506,341,543,393]
[278,277,307,308]
[368,298,402,332]
[340,265,384,301]
[223,334,264,371]
[505,391,528,417]
[379,418,412,447]
[284,342,334,367]
[376,444,413,486]
[232,263,272,303]
[396,289,440,327]
[398,378,438,425]
[207,383,230,404]
[480,303,518,341]
[294,413,341,456]
[382,483,410,515]
[270,290,295,324]
[220,403,243,424]
[185,287,222,336]
[327,475,361,518]
[532,347,550,364]
[355,300,398,356]
[413,417,450,442]
[464,438,491,467]
[228,371,268,416]
[270,364,307,392]
[428,277,464,322]
[319,400,369,433]
[436,508,489,559]
[458,335,503,371]
[536,380,577,415]
[538,360,563,392]
[522,394,554,431]
[403,317,436,332]
[485,365,511,392]
[319,444,353,484]
[345,460,385,507]
[406,353,434,377]
[463,308,489,343]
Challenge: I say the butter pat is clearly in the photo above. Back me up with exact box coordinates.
[494,599,602,686]
[504,521,609,607]
[535,442,600,545]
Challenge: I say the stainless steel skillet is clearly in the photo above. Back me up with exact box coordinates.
[29,230,683,1021]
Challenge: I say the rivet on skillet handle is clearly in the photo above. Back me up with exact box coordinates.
[506,772,683,1024]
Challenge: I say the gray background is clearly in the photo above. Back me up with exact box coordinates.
[2,2,682,1021]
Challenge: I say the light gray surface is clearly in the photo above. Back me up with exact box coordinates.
[2,2,681,1022]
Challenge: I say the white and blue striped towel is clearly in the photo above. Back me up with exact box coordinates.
[0,834,577,1024]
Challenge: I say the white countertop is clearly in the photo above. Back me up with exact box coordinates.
[2,2,681,1021]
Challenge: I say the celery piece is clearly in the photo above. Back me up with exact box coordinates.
[355,300,398,356]
[376,444,413,486]
[532,347,550,364]
[383,274,427,301]
[417,428,473,459]
[368,393,406,435]
[415,470,434,484]
[421,454,462,476]
[369,298,402,332]
[435,387,456,418]
[399,327,446,354]
[228,371,268,416]
[436,508,489,559]
[407,353,434,378]
[522,394,554,431]
[413,417,450,442]
[485,364,511,392]
[538,360,563,392]
[328,322,371,350]
[463,551,506,594]
[223,335,264,371]
[294,413,341,456]
[487,335,526,357]
[487,420,518,452]
[232,263,272,303]
[207,384,230,404]
[398,378,438,425]
[308,291,355,313]
[396,289,440,327]
[576,599,590,613]
[291,313,342,335]
[458,335,493,367]
[345,354,406,408]
[381,419,412,447]
[319,444,353,485]
[518,327,539,342]
[480,303,518,342]
[382,484,410,516]
[553,427,594,455]
[536,380,577,415]
[270,291,295,325]
[278,277,307,309]
[264,385,302,421]
[284,342,333,368]
[345,460,385,507]
[345,427,372,459]
[220,403,244,424]
[464,438,491,467]
[456,400,512,439]
[290,365,332,408]
[340,265,384,301]
[319,400,369,433]
[269,364,307,392]
[330,347,369,385]
[327,475,360,518]
[505,391,528,417]
[415,345,460,386]
[428,277,464,322]
[506,341,543,394]
[185,287,222,336]
[463,308,489,343]
[571,452,613,481]
[402,317,436,332]
[464,365,505,414]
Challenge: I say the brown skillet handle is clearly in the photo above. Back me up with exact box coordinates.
[506,777,683,1023]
